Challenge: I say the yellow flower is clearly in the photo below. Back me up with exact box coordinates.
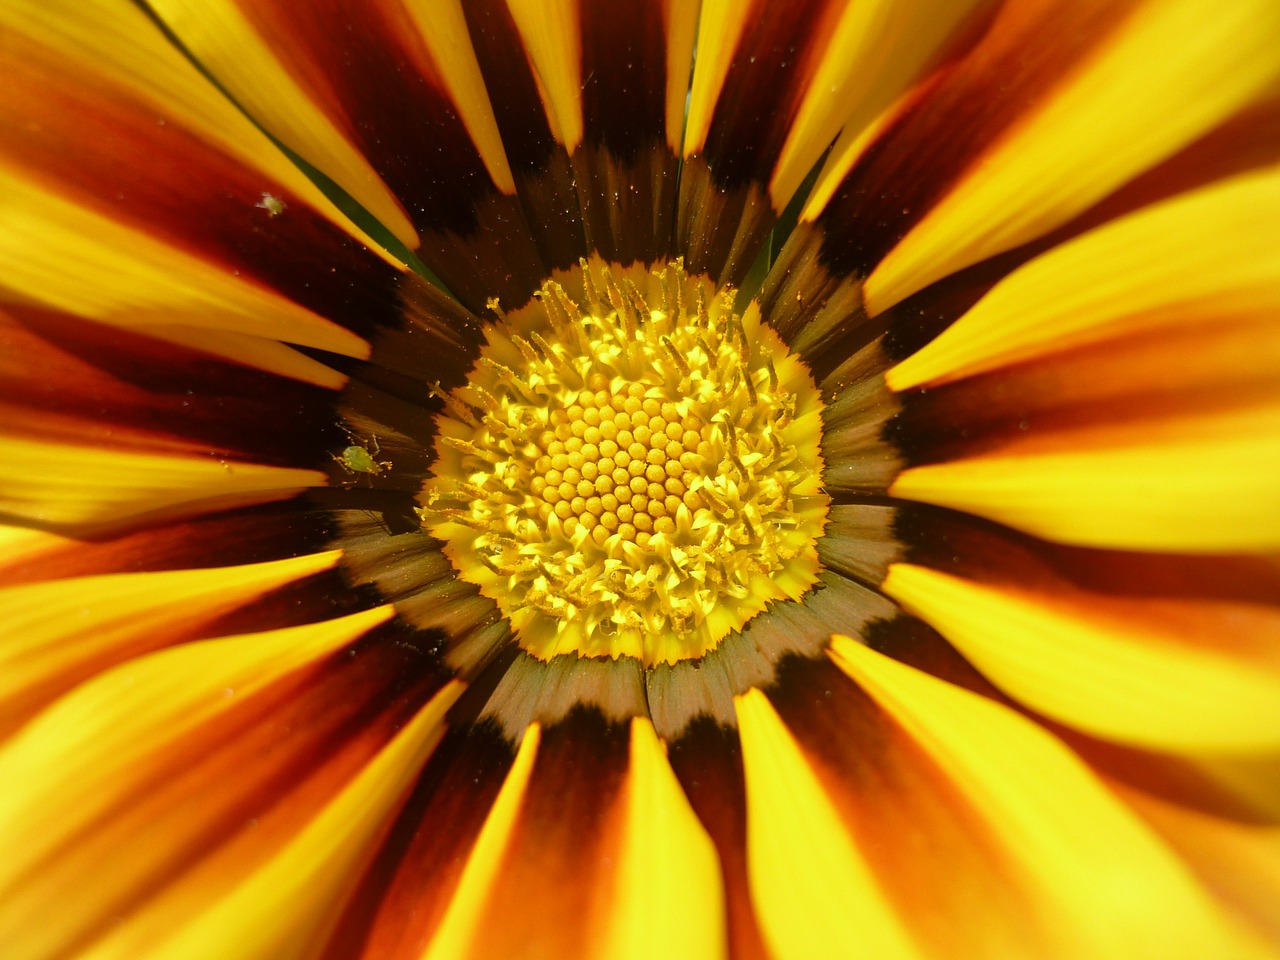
[2,0,1279,958]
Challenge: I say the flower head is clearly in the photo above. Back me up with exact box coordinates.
[2,1,1279,958]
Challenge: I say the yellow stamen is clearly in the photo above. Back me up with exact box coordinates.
[419,261,828,665]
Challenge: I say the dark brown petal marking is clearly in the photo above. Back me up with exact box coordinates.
[375,275,489,391]
[811,0,1144,281]
[1,307,338,466]
[322,724,518,960]
[0,36,403,340]
[751,229,906,497]
[667,719,772,960]
[860,610,1009,701]
[579,0,668,162]
[434,569,901,744]
[461,0,590,273]
[464,0,683,274]
[570,141,680,268]
[571,0,680,264]
[335,511,509,673]
[163,0,547,310]
[696,0,835,191]
[816,337,904,495]
[676,0,835,283]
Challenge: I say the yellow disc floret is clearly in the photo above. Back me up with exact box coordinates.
[418,259,828,665]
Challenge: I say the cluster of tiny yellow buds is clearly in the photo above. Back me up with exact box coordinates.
[419,260,827,666]
[529,379,708,550]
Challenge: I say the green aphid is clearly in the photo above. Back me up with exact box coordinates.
[332,432,391,479]
[256,192,286,217]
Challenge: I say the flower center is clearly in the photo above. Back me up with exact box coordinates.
[418,260,828,665]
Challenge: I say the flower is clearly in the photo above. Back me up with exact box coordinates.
[2,0,1279,957]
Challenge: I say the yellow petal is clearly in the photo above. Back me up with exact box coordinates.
[0,435,325,529]
[771,0,990,208]
[865,0,1280,313]
[888,168,1280,390]
[144,0,419,249]
[1114,778,1280,945]
[140,325,349,389]
[682,0,753,158]
[828,635,1265,959]
[0,167,370,361]
[396,0,516,193]
[423,725,542,960]
[599,718,727,960]
[889,402,1280,552]
[0,607,395,960]
[882,563,1280,752]
[734,687,921,960]
[0,551,342,734]
[0,524,68,575]
[504,0,584,152]
[661,0,701,155]
[99,681,462,960]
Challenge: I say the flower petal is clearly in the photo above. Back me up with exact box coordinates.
[666,722,771,960]
[1112,774,1280,945]
[881,563,1280,752]
[1,0,388,250]
[768,0,994,209]
[140,0,418,249]
[0,551,341,738]
[0,168,370,378]
[142,0,555,308]
[887,168,1280,390]
[108,681,461,960]
[1,0,407,364]
[0,308,339,461]
[599,718,727,960]
[889,402,1280,552]
[826,636,1265,958]
[0,607,418,960]
[426,712,725,960]
[734,686,920,960]
[862,0,1280,312]
[0,505,333,586]
[0,435,324,531]
[466,0,697,269]
[502,0,584,152]
[420,724,542,959]
[317,725,518,960]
